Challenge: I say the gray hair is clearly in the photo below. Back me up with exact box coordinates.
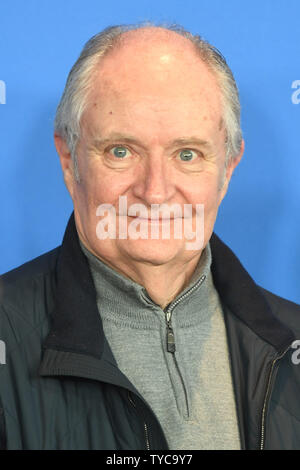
[54,22,243,181]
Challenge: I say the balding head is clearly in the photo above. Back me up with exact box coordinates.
[93,26,220,92]
[54,23,242,180]
[110,25,200,59]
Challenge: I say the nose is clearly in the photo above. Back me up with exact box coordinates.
[131,152,176,205]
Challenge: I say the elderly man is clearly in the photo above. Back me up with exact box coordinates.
[1,23,300,451]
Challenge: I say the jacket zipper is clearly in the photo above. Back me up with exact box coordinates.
[164,274,206,352]
[259,344,292,450]
[127,391,150,450]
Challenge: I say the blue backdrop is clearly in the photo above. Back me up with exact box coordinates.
[1,0,299,303]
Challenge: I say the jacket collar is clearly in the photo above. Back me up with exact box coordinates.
[210,234,295,352]
[40,212,295,369]
[39,212,141,395]
[41,212,111,360]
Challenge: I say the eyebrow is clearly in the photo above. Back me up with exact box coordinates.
[91,133,214,151]
[91,134,141,148]
[169,137,214,150]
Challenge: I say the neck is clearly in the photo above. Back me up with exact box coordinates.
[79,238,208,310]
[113,255,203,309]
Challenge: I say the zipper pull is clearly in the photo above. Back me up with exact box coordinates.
[167,325,176,353]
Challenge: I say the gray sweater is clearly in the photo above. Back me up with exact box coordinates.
[80,241,240,450]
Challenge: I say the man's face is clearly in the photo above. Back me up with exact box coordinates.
[56,30,242,269]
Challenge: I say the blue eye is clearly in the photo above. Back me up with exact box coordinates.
[112,146,130,158]
[179,149,196,161]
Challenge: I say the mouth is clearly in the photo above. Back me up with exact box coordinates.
[127,216,181,222]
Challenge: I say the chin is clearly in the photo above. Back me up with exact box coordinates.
[119,238,185,265]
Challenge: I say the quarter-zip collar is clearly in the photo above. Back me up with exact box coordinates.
[79,235,212,333]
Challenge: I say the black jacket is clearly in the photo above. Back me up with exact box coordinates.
[0,213,300,450]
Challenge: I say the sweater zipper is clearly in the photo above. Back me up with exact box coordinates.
[259,344,292,450]
[164,274,206,419]
[164,274,206,353]
[126,275,206,446]
[128,391,150,450]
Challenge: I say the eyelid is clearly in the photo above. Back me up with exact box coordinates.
[179,148,201,154]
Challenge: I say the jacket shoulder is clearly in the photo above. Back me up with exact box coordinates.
[0,247,60,287]
[0,247,60,337]
[259,286,300,337]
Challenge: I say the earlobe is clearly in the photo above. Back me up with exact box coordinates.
[219,139,245,203]
[226,138,245,181]
[54,133,72,172]
[234,139,245,168]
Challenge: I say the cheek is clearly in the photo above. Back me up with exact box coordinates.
[72,177,100,215]
[189,174,222,209]
[76,161,104,205]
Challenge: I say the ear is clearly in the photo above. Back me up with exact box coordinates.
[54,133,76,199]
[219,139,245,203]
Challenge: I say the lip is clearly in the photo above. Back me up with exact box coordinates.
[117,214,185,221]
[128,215,180,219]
[128,216,182,223]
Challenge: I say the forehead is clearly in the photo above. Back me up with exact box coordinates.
[82,29,223,139]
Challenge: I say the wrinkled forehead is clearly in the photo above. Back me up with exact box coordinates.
[89,28,221,105]
[81,29,224,142]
